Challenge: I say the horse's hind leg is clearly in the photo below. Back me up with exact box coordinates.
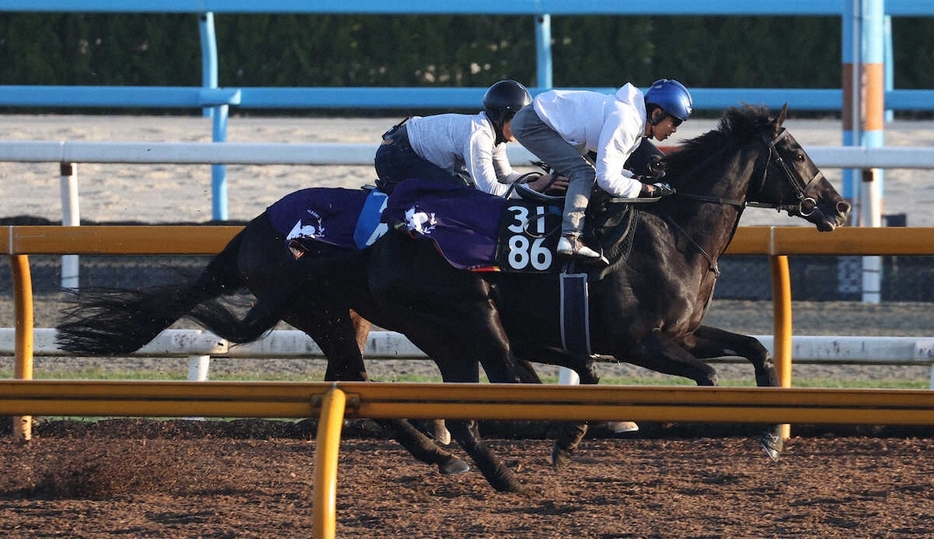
[689,325,779,387]
[285,309,469,475]
[515,347,599,468]
[682,325,783,461]
[348,310,372,361]
[618,329,720,386]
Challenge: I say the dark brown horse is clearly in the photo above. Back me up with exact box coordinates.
[59,105,849,493]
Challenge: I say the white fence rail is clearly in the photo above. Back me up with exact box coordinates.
[4,140,934,168]
[3,328,932,388]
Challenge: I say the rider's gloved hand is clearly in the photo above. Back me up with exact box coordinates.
[638,181,674,198]
[651,182,674,197]
[528,173,568,194]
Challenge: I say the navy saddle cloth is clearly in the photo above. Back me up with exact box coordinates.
[382,179,565,272]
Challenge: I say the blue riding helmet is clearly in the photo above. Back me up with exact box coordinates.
[644,79,693,123]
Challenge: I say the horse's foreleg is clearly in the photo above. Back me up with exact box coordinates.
[350,304,452,444]
[289,312,469,474]
[402,331,526,493]
[549,356,599,468]
[515,347,598,468]
[682,325,783,461]
[375,419,469,475]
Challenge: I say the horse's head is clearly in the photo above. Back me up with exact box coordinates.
[748,104,851,231]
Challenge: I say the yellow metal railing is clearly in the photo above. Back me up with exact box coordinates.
[4,225,934,438]
[6,225,932,537]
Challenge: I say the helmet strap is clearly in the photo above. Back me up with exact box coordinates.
[486,110,508,145]
[494,126,508,145]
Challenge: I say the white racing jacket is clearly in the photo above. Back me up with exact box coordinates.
[532,83,648,198]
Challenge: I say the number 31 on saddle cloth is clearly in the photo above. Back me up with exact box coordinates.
[382,178,565,273]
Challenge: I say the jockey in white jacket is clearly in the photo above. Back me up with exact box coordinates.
[374,80,564,197]
[511,79,693,260]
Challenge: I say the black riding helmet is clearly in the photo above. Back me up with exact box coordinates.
[483,80,532,144]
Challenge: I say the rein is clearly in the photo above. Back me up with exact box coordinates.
[671,128,821,214]
[661,212,721,277]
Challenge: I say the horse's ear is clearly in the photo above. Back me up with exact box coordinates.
[776,103,789,126]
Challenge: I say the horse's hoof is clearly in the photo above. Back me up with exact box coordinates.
[511,483,531,496]
[550,443,572,469]
[431,420,452,445]
[439,457,470,475]
[606,420,639,433]
[761,431,783,462]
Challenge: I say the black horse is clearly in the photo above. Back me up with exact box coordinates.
[59,104,849,493]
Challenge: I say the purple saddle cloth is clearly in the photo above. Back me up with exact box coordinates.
[383,179,563,272]
[266,187,388,250]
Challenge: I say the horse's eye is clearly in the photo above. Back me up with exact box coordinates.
[796,153,806,162]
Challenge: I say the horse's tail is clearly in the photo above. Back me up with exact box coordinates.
[55,230,249,355]
[181,267,291,345]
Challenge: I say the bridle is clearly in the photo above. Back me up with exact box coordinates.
[746,128,824,216]
[657,125,825,276]
[674,127,824,218]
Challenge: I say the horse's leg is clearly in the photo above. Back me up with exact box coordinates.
[689,325,779,387]
[418,348,528,494]
[684,325,783,461]
[353,308,450,446]
[348,309,452,445]
[348,310,372,358]
[514,346,598,468]
[284,308,470,476]
[393,321,527,493]
[367,232,528,492]
[616,329,720,386]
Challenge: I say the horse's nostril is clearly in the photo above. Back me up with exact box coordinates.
[837,201,852,216]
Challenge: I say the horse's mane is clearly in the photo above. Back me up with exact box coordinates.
[664,105,774,178]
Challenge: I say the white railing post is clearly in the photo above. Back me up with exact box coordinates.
[187,355,211,382]
[59,162,80,290]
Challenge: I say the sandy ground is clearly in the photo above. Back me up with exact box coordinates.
[1,112,934,226]
[2,421,933,538]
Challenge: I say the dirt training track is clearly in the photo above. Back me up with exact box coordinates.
[1,419,933,537]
